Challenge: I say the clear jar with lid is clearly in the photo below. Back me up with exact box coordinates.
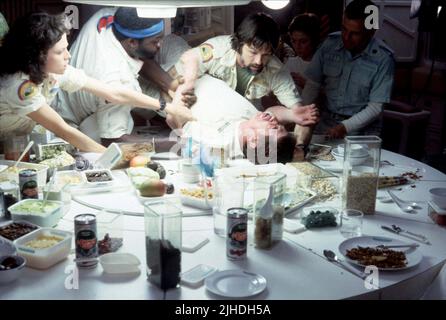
[0,181,20,220]
[342,136,381,215]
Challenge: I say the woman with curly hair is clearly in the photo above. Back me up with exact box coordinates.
[0,12,194,152]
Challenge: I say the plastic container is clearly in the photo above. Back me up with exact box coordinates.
[429,188,446,209]
[0,160,48,188]
[83,169,115,187]
[55,170,86,187]
[9,199,63,227]
[15,228,72,269]
[0,255,26,285]
[99,253,140,275]
[0,220,40,242]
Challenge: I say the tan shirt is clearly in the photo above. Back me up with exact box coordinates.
[176,35,301,109]
[0,66,87,137]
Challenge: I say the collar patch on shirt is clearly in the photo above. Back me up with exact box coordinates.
[97,15,114,33]
[199,43,214,63]
[18,80,37,101]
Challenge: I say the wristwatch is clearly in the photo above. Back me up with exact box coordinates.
[159,96,167,111]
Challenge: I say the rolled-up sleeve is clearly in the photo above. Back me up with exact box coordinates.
[271,67,302,108]
[58,65,88,93]
[3,80,46,116]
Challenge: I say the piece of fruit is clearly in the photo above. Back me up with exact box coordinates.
[138,179,166,197]
[129,155,150,167]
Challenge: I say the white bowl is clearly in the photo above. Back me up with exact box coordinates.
[336,144,368,157]
[430,188,446,209]
[332,151,368,166]
[99,253,141,275]
[0,255,26,285]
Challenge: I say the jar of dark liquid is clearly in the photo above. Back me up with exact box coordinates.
[144,200,182,290]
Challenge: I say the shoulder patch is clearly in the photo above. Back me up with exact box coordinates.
[18,80,38,101]
[199,43,214,63]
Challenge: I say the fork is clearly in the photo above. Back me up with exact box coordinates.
[376,243,419,249]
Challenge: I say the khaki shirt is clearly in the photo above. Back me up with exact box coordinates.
[0,66,87,138]
[176,35,301,109]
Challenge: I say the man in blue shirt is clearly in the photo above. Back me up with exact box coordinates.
[296,0,395,145]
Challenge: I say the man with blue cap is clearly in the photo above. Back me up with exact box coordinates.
[53,7,193,145]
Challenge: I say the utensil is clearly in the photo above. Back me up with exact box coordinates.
[42,168,57,208]
[388,190,414,213]
[376,243,419,249]
[323,250,367,279]
[12,141,34,167]
[381,226,431,245]
[391,225,428,241]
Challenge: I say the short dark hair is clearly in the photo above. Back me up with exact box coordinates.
[231,13,280,53]
[0,12,69,84]
[243,132,296,164]
[112,7,163,41]
[345,0,376,21]
[288,13,321,49]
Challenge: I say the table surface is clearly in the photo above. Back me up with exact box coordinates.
[1,149,446,300]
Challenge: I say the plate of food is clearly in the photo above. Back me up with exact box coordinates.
[338,236,422,271]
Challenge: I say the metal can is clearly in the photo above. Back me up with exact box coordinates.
[19,169,38,199]
[226,207,248,260]
[74,214,98,268]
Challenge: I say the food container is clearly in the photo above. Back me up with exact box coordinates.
[9,199,63,227]
[83,169,115,187]
[0,160,48,188]
[342,136,381,215]
[99,253,141,275]
[0,220,40,242]
[55,170,86,187]
[0,181,20,219]
[428,201,446,226]
[179,187,214,210]
[15,228,72,269]
[301,206,340,227]
[0,255,26,285]
[429,188,446,209]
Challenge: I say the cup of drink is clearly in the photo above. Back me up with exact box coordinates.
[340,209,363,238]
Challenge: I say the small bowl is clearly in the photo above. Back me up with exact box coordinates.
[0,255,26,285]
[336,144,368,157]
[99,253,141,275]
[332,151,368,166]
[430,188,446,209]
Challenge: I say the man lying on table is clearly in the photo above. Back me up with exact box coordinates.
[175,12,319,159]
[171,75,309,164]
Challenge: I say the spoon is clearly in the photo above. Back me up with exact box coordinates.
[376,243,419,249]
[42,168,57,208]
[12,141,34,167]
[388,190,414,213]
[323,250,367,279]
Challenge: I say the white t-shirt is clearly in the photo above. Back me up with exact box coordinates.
[183,75,260,158]
[0,66,87,137]
[284,56,310,93]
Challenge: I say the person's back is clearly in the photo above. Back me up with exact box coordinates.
[54,7,142,141]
